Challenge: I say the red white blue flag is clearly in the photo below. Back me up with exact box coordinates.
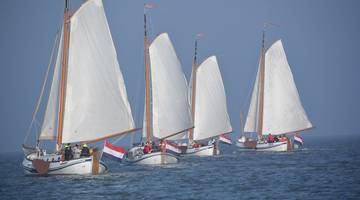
[165,142,182,155]
[144,3,157,9]
[219,134,232,145]
[103,141,127,162]
[196,32,206,38]
[294,135,304,146]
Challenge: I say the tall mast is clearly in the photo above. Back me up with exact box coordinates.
[257,30,265,140]
[56,0,70,150]
[188,39,198,144]
[144,11,152,144]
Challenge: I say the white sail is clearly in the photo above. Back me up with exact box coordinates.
[192,56,232,141]
[148,33,193,140]
[62,0,135,143]
[39,27,63,140]
[243,62,260,133]
[262,40,312,135]
[244,40,312,136]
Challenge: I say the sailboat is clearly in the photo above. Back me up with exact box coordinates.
[22,0,137,175]
[185,39,233,156]
[236,112,257,150]
[125,11,193,164]
[237,31,313,151]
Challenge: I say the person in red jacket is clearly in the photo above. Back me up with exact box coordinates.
[143,142,152,154]
[267,133,274,143]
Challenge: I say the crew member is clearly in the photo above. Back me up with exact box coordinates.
[267,133,274,143]
[72,144,81,159]
[64,143,73,160]
[80,143,90,157]
[143,142,152,154]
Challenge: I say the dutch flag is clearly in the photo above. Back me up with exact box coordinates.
[103,141,127,162]
[219,134,232,145]
[294,135,304,146]
[165,142,182,155]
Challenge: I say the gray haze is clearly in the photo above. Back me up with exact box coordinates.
[1,0,359,152]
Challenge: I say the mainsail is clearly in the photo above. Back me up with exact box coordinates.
[192,56,232,141]
[244,40,312,136]
[148,33,193,140]
[60,0,135,143]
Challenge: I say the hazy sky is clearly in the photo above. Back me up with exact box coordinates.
[1,0,359,152]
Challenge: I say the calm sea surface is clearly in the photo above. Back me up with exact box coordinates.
[1,135,359,200]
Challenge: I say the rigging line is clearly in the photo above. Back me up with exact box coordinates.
[240,29,266,115]
[23,25,61,144]
[239,61,258,114]
[241,22,280,115]
[112,134,127,145]
[134,54,144,123]
[129,48,144,146]
[34,120,41,132]
[147,10,153,40]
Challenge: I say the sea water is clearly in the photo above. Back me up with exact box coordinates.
[1,134,359,200]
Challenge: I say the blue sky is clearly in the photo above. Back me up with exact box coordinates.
[1,0,359,152]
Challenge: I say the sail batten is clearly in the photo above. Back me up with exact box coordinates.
[61,0,135,143]
[192,56,232,141]
[244,40,312,136]
[148,33,193,140]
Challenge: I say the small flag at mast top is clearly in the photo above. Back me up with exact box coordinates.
[263,21,280,29]
[196,32,206,39]
[144,3,157,9]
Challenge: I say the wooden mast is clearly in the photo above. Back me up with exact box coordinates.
[144,11,151,144]
[256,30,265,140]
[56,0,70,151]
[188,39,198,144]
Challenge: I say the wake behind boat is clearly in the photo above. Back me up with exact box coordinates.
[237,30,313,152]
[22,0,137,175]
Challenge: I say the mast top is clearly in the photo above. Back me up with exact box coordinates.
[193,39,198,65]
[65,0,69,10]
[144,13,147,38]
[262,30,265,49]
